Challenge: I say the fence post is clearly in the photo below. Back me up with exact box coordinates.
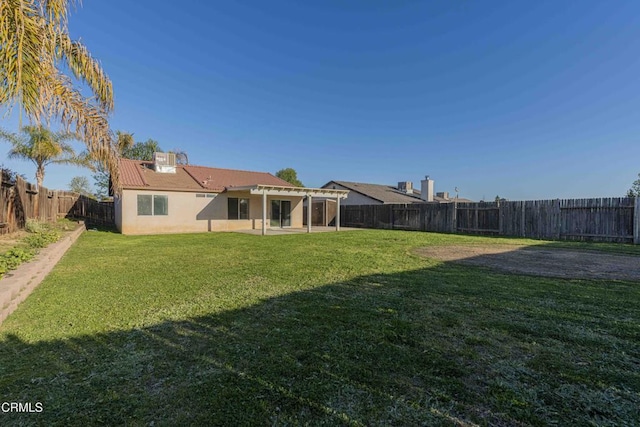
[498,201,503,235]
[474,206,479,233]
[634,197,640,245]
[556,199,562,240]
[451,202,457,233]
[520,201,526,237]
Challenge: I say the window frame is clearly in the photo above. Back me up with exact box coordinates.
[227,197,250,220]
[137,194,168,216]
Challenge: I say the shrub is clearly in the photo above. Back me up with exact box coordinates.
[0,248,35,276]
[23,229,59,248]
[25,219,46,234]
[0,224,61,279]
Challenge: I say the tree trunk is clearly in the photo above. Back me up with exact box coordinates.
[36,165,45,189]
[34,165,45,219]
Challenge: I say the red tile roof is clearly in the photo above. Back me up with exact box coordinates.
[119,159,295,192]
[183,165,293,191]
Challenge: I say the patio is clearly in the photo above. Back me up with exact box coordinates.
[234,226,363,236]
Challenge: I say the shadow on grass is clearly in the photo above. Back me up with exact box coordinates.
[80,224,119,234]
[1,263,639,426]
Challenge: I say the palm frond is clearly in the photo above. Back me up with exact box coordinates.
[0,128,22,145]
[41,0,74,27]
[0,0,118,189]
[7,141,34,162]
[0,0,49,122]
[38,61,119,187]
[56,33,114,111]
[115,131,135,153]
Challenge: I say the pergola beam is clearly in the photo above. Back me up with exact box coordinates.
[225,184,349,235]
[262,190,267,236]
[336,196,340,231]
[227,185,349,200]
[307,195,312,233]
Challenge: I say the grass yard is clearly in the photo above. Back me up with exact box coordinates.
[0,229,638,426]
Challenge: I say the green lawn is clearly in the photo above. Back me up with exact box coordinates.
[0,230,638,426]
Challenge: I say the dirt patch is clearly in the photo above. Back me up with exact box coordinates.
[415,245,640,281]
[0,230,29,252]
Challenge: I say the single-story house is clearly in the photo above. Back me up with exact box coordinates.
[115,154,348,235]
[321,177,473,205]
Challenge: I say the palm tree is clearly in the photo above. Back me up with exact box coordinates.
[1,125,90,189]
[91,131,134,199]
[115,131,135,154]
[0,0,119,186]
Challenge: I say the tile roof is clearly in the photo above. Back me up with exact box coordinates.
[326,181,424,204]
[119,159,294,192]
[183,165,293,192]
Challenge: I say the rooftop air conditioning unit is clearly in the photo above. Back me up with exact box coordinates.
[153,152,177,173]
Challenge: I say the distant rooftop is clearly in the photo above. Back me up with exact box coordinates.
[323,180,473,203]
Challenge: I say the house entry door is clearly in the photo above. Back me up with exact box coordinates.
[270,200,291,227]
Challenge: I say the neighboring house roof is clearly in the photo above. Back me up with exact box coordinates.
[408,188,474,203]
[323,180,474,203]
[323,180,423,204]
[119,159,294,192]
[445,196,474,203]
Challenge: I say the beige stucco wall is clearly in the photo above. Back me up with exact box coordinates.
[114,195,123,231]
[117,189,303,235]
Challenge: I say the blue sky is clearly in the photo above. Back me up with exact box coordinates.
[2,0,640,200]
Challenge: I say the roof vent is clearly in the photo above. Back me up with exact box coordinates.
[153,152,176,173]
[397,181,413,194]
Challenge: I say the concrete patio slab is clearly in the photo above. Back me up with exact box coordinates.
[234,226,363,236]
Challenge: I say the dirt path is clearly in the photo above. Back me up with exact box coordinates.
[415,245,640,281]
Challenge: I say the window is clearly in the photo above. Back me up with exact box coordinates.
[228,197,249,220]
[154,195,168,215]
[137,194,168,216]
[137,195,152,215]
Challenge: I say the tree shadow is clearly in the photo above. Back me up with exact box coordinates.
[0,261,638,426]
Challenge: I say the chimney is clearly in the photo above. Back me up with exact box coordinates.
[436,191,449,200]
[420,175,434,202]
[397,181,413,194]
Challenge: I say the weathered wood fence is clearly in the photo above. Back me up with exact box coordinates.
[0,171,114,234]
[341,197,640,244]
[57,191,115,227]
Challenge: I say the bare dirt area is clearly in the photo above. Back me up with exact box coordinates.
[415,244,640,281]
[0,230,29,252]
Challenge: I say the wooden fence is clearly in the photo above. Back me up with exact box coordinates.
[57,191,115,227]
[341,197,640,244]
[0,171,114,234]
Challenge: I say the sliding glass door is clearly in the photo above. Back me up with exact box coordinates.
[270,200,291,227]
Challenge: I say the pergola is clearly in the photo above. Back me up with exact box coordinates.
[225,185,349,235]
